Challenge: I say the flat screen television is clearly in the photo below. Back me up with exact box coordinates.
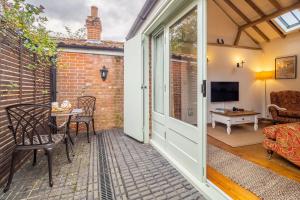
[211,82,239,102]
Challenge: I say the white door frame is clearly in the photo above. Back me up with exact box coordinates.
[140,0,229,199]
[142,37,150,143]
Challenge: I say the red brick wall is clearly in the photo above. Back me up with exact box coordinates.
[170,60,182,119]
[57,51,124,131]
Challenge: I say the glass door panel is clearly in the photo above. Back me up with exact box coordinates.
[153,32,165,114]
[169,8,198,126]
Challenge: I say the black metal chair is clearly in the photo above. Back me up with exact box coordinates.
[4,104,71,192]
[73,96,96,143]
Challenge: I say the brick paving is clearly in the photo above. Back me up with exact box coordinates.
[0,129,206,200]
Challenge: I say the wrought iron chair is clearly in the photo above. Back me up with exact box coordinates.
[4,104,71,192]
[73,96,96,143]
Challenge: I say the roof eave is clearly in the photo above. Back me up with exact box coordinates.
[126,0,158,40]
[57,43,124,52]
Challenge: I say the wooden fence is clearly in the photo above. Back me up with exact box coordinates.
[0,28,53,185]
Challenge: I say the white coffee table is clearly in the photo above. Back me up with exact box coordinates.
[211,111,260,135]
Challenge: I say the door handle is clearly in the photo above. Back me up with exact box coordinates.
[201,80,207,97]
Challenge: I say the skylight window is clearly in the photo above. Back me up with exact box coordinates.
[274,9,300,33]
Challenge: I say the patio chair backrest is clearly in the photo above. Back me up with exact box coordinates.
[6,104,53,146]
[77,96,96,117]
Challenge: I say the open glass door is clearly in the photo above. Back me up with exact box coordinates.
[151,3,205,184]
[146,1,228,198]
[165,6,203,180]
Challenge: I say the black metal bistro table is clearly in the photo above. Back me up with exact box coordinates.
[51,108,83,145]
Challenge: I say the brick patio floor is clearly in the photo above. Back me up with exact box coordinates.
[0,129,206,200]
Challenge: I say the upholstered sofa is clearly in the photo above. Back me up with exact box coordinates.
[269,91,300,123]
[263,123,300,167]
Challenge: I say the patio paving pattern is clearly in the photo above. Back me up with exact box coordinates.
[0,129,205,200]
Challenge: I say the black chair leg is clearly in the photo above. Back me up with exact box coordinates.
[4,150,18,193]
[85,122,90,143]
[46,148,53,187]
[92,118,96,135]
[65,137,72,163]
[76,122,79,136]
[33,149,37,166]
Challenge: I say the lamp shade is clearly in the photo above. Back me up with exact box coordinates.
[256,71,274,80]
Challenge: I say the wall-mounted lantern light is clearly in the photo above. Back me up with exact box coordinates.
[236,60,245,68]
[100,66,108,81]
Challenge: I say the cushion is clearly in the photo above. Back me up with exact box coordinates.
[72,116,92,123]
[23,134,64,145]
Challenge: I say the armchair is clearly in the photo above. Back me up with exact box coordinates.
[263,122,300,167]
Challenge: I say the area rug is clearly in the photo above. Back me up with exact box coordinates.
[207,123,265,147]
[208,144,300,200]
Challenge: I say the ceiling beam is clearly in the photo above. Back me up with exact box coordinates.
[244,0,285,38]
[211,0,260,46]
[208,43,262,50]
[245,31,259,45]
[267,20,286,38]
[234,30,242,45]
[252,26,270,41]
[268,0,282,10]
[240,2,300,30]
[224,0,270,42]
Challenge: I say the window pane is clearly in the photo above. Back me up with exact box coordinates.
[292,10,300,21]
[274,9,300,33]
[153,32,164,114]
[281,12,298,26]
[169,8,197,126]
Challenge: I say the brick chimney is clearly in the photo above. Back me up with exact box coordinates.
[86,6,102,41]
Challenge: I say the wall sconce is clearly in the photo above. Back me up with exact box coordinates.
[217,38,224,44]
[100,66,108,81]
[236,60,245,68]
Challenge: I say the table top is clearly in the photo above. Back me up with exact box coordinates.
[211,110,260,117]
[51,108,83,117]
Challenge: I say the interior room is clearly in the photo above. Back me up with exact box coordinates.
[204,0,300,199]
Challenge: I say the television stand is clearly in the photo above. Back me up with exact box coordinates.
[211,111,260,135]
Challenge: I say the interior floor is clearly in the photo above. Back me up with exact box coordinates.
[208,134,300,181]
[207,124,300,199]
[207,166,259,200]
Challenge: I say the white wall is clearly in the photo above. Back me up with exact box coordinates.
[207,46,263,122]
[260,32,300,116]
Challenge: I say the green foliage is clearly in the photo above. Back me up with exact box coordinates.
[170,8,197,55]
[0,0,57,64]
[0,82,19,96]
[41,89,48,95]
[56,26,87,40]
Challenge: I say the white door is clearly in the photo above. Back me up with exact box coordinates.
[124,34,144,142]
[151,4,205,182]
